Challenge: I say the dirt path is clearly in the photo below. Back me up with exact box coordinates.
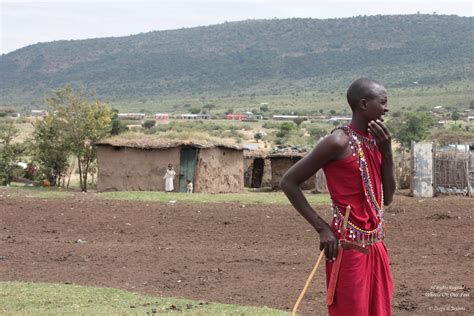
[0,190,472,315]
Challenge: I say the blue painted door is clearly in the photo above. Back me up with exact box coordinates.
[179,148,198,192]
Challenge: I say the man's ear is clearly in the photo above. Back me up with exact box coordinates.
[359,99,368,111]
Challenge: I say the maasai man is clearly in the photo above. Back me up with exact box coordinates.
[281,78,395,315]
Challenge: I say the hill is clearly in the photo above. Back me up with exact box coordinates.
[0,14,472,110]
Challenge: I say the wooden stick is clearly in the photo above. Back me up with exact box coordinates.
[291,250,325,316]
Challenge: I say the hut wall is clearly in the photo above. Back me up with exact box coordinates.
[195,147,244,193]
[270,157,315,190]
[96,145,180,192]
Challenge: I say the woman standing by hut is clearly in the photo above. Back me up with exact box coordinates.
[163,164,176,192]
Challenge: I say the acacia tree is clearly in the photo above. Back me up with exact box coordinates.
[387,112,435,150]
[45,86,112,191]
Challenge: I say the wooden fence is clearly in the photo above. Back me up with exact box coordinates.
[434,150,473,195]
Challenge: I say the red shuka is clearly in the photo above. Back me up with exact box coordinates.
[323,125,393,316]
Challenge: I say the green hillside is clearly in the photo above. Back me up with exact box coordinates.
[0,14,472,110]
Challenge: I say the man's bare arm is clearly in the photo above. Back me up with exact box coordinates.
[280,131,349,260]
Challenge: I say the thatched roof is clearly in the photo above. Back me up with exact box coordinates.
[96,135,242,150]
[243,148,270,158]
[266,145,308,158]
[267,152,306,158]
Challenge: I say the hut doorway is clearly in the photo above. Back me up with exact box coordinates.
[251,158,264,188]
[179,148,198,192]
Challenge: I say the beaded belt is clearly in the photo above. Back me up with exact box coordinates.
[332,204,385,247]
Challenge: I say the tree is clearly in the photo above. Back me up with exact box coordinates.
[254,132,263,142]
[110,109,129,135]
[280,122,295,132]
[0,121,28,185]
[387,112,435,150]
[0,120,18,146]
[260,104,269,112]
[451,111,460,124]
[203,103,216,112]
[142,120,156,129]
[307,126,326,139]
[45,86,113,192]
[33,114,71,186]
[293,117,305,126]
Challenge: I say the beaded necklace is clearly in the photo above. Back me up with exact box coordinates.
[331,125,385,245]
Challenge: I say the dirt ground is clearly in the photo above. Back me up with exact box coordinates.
[1,190,472,315]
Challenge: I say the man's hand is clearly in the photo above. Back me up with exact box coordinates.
[319,226,338,261]
[368,119,392,153]
[368,118,396,205]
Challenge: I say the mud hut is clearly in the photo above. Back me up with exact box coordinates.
[243,150,272,188]
[95,137,244,193]
[267,151,315,190]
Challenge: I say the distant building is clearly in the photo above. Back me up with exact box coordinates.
[273,115,299,121]
[227,113,248,120]
[180,114,211,120]
[243,114,263,121]
[117,113,145,120]
[328,117,351,122]
[227,113,262,121]
[155,113,170,123]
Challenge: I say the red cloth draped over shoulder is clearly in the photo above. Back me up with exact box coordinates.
[323,124,382,233]
[322,124,393,316]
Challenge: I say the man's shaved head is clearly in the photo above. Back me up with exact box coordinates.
[346,78,384,111]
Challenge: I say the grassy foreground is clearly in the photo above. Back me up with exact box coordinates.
[98,190,330,205]
[3,185,73,199]
[0,282,289,316]
[2,185,331,205]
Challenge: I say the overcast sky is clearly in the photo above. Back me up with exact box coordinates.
[1,0,472,54]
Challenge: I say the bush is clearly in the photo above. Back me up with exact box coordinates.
[142,120,156,129]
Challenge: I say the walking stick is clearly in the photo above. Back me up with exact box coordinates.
[291,250,325,316]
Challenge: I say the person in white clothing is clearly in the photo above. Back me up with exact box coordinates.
[163,163,176,192]
[186,179,193,193]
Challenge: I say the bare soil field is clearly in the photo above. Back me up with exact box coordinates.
[0,190,472,315]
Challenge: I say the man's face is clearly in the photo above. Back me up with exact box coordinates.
[365,85,388,122]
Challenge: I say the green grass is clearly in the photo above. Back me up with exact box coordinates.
[98,190,330,205]
[3,184,72,199]
[0,282,289,315]
[2,185,330,205]
[111,81,473,115]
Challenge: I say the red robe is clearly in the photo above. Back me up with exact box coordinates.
[323,125,393,316]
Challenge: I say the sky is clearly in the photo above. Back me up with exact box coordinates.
[1,0,472,54]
